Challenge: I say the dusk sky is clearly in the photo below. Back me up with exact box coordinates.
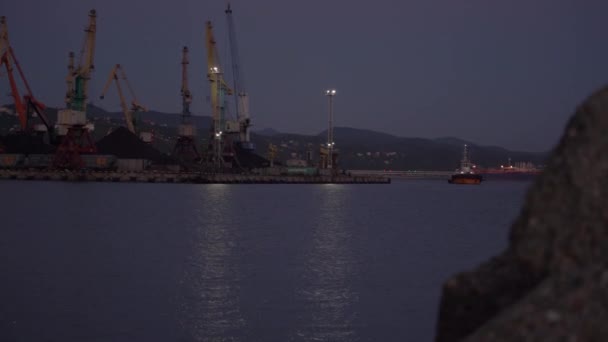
[1,0,608,152]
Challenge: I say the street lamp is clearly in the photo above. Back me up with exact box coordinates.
[325,89,336,169]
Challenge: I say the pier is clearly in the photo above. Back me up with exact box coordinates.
[0,169,390,184]
[349,170,453,179]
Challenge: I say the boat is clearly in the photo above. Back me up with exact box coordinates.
[448,144,483,185]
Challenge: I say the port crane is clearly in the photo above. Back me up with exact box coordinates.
[53,9,98,169]
[225,2,253,150]
[206,20,238,170]
[0,16,53,137]
[173,46,200,164]
[99,64,150,141]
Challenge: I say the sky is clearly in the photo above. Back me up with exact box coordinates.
[1,0,608,152]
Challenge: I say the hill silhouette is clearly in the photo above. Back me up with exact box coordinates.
[0,104,548,170]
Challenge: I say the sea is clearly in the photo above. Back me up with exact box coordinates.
[0,179,531,342]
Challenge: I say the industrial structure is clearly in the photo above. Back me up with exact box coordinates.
[225,2,253,150]
[0,6,390,184]
[205,20,237,170]
[319,89,338,171]
[99,63,152,143]
[53,9,98,169]
[0,16,52,138]
[172,46,200,166]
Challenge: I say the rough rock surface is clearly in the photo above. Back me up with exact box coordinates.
[435,86,608,342]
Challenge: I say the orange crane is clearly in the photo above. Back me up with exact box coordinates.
[0,16,52,135]
[99,64,148,135]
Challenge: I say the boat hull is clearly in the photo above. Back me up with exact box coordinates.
[448,174,483,185]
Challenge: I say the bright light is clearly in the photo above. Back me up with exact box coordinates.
[210,66,219,73]
[325,89,337,96]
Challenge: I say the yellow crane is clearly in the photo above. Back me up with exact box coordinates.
[53,9,98,169]
[206,21,235,168]
[65,9,96,112]
[206,20,233,130]
[99,64,147,135]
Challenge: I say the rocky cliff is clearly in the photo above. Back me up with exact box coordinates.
[436,86,608,341]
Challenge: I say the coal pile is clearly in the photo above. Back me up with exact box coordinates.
[234,144,270,169]
[0,133,55,154]
[96,127,168,162]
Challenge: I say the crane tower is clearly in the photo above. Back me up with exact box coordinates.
[53,9,98,169]
[172,46,200,166]
[205,21,239,170]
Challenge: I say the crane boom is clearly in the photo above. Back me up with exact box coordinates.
[206,21,233,135]
[0,16,8,55]
[206,22,232,94]
[226,3,244,102]
[181,46,192,117]
[68,9,96,112]
[0,16,51,132]
[99,64,146,134]
[225,3,252,147]
[0,16,25,129]
[10,46,51,130]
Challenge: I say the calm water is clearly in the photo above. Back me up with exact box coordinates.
[0,179,530,342]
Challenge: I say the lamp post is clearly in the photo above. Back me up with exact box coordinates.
[325,89,336,169]
[210,66,222,169]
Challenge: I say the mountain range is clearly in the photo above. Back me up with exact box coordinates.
[0,104,548,170]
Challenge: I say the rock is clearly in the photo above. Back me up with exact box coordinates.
[465,267,608,342]
[435,85,608,341]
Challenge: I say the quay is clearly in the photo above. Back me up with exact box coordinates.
[0,169,390,184]
[349,170,453,179]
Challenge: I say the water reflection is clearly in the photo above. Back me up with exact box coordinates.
[294,186,359,341]
[178,185,245,342]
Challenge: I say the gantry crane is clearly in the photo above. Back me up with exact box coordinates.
[0,16,53,138]
[53,9,98,169]
[173,46,200,165]
[99,64,150,141]
[225,3,253,150]
[206,20,238,170]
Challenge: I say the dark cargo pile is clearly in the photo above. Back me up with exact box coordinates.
[0,133,55,154]
[96,127,168,162]
[234,144,270,169]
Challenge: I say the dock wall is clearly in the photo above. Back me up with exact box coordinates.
[0,169,390,184]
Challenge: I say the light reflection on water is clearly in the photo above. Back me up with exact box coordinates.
[178,185,245,342]
[0,181,530,341]
[293,185,359,341]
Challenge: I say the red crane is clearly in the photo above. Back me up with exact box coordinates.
[0,16,52,135]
